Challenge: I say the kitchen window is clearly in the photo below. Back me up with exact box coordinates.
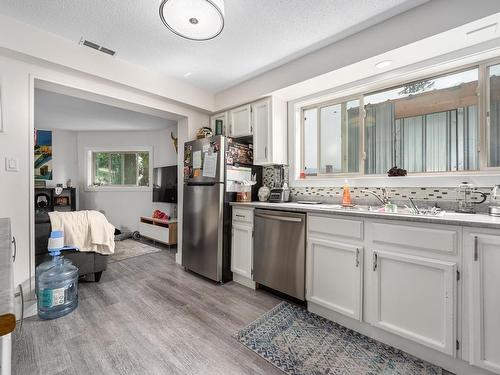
[364,68,479,174]
[302,99,361,176]
[90,150,150,188]
[299,65,487,179]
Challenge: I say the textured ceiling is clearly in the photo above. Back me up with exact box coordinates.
[35,89,176,131]
[0,0,428,92]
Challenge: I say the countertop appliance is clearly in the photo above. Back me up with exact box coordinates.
[489,184,500,217]
[268,165,290,203]
[254,209,306,300]
[182,136,261,283]
[456,182,487,213]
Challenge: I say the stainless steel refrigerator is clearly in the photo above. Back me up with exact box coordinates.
[182,135,260,282]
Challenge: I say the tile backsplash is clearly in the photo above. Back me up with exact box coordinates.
[262,167,494,212]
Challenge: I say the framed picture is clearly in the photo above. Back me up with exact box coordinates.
[34,129,53,180]
[54,196,69,206]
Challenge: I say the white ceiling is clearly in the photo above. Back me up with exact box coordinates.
[0,0,428,92]
[35,89,177,131]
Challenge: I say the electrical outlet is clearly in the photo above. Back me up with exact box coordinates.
[5,157,19,172]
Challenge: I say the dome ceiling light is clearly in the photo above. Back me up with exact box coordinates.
[159,0,225,41]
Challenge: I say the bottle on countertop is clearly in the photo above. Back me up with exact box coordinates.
[342,180,352,207]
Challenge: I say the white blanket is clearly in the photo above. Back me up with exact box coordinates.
[48,210,115,255]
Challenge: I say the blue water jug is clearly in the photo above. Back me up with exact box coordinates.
[36,231,79,320]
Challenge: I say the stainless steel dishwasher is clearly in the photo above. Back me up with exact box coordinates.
[254,209,306,300]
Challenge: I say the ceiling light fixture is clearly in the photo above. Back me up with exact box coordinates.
[375,60,392,69]
[159,0,225,41]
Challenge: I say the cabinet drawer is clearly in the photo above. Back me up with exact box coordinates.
[308,214,363,241]
[139,222,169,243]
[371,222,457,254]
[232,208,253,224]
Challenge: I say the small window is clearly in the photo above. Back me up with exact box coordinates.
[91,151,150,187]
[302,99,361,176]
[364,68,479,174]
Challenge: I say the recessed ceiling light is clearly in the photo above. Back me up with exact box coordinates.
[375,60,392,69]
[159,0,225,41]
[183,72,193,77]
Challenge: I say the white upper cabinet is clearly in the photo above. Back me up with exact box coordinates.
[210,112,228,136]
[252,99,272,165]
[223,96,287,165]
[252,97,287,165]
[229,104,252,138]
[465,230,500,374]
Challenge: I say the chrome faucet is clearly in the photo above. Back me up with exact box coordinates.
[362,188,390,206]
[408,197,420,214]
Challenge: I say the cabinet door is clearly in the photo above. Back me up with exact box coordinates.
[307,238,363,320]
[210,112,228,136]
[252,99,271,165]
[369,249,456,355]
[468,234,500,374]
[231,222,253,279]
[229,105,252,137]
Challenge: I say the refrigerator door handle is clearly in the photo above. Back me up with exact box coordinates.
[186,181,216,186]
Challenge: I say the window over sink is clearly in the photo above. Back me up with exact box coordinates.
[296,63,499,181]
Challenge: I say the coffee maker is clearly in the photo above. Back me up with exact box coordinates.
[269,165,290,203]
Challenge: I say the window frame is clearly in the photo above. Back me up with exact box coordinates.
[294,57,500,186]
[300,94,365,178]
[85,146,153,192]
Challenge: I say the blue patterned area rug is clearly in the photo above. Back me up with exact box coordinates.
[235,302,442,375]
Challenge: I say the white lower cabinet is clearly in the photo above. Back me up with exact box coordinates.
[466,231,500,374]
[231,208,255,289]
[231,222,253,279]
[306,237,363,320]
[368,249,457,356]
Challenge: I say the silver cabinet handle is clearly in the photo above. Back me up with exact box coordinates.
[372,251,378,271]
[255,213,302,223]
[264,146,268,159]
[12,236,16,262]
[474,236,479,261]
[355,248,360,268]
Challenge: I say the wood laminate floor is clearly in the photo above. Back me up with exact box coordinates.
[12,249,283,375]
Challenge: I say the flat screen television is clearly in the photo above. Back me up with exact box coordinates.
[153,166,177,203]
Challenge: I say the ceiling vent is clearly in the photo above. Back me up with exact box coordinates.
[79,38,116,56]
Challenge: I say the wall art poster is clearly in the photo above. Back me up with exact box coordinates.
[34,129,53,180]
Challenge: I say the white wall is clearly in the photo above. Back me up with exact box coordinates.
[215,0,500,109]
[0,51,207,295]
[46,130,78,189]
[77,128,177,232]
[0,14,214,111]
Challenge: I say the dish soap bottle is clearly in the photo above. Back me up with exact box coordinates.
[36,231,79,320]
[342,180,352,207]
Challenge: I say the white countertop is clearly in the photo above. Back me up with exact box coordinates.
[230,201,500,230]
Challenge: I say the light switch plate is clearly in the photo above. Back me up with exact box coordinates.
[5,157,19,172]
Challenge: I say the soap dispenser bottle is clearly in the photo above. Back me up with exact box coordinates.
[342,180,352,207]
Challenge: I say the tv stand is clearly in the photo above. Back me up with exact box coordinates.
[138,217,177,246]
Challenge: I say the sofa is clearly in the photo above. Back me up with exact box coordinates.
[35,212,108,282]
